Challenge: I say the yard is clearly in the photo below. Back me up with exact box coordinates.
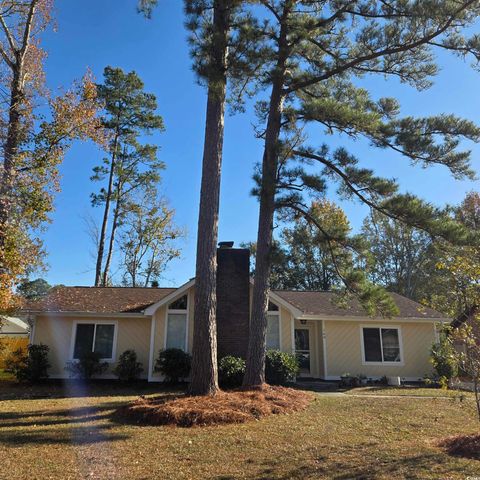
[0,380,479,480]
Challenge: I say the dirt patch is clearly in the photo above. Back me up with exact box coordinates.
[115,385,313,427]
[439,434,480,460]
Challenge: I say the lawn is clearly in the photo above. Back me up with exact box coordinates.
[347,386,475,398]
[0,382,479,480]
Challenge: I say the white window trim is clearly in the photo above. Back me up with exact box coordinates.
[164,293,189,352]
[266,305,281,350]
[69,319,118,363]
[360,325,404,366]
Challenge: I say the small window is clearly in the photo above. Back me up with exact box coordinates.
[362,327,401,364]
[73,323,115,360]
[169,295,188,310]
[266,314,280,350]
[268,301,279,312]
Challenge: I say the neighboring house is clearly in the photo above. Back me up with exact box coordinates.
[23,245,449,382]
[0,316,29,338]
[0,316,30,368]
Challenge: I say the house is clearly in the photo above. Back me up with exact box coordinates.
[0,316,29,337]
[0,316,30,368]
[22,245,449,382]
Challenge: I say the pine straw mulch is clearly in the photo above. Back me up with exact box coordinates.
[114,385,313,427]
[438,434,480,460]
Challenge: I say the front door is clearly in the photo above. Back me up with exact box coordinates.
[295,328,311,376]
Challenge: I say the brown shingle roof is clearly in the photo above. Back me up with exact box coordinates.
[273,290,447,319]
[24,286,177,314]
[24,285,448,319]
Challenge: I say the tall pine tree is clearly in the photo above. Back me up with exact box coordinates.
[140,0,260,394]
[91,66,164,287]
[243,0,480,387]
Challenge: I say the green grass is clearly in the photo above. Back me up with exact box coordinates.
[347,386,475,399]
[0,382,479,479]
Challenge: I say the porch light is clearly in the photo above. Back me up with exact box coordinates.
[300,319,307,325]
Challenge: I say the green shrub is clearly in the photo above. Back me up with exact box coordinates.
[218,356,246,389]
[430,329,458,389]
[113,349,143,382]
[65,351,108,380]
[4,343,50,383]
[265,349,299,386]
[155,348,191,383]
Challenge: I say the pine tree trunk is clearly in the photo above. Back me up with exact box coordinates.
[189,0,230,396]
[243,7,290,388]
[94,138,118,286]
[0,70,24,255]
[102,198,120,286]
[474,376,480,421]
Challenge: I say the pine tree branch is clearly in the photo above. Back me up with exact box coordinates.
[287,0,478,93]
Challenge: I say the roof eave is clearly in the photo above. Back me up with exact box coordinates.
[22,311,150,318]
[296,313,450,323]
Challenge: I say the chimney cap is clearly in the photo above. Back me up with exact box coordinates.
[218,241,234,249]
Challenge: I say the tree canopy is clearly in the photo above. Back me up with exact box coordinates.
[0,1,104,313]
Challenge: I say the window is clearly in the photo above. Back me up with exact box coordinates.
[73,323,115,360]
[169,295,188,310]
[267,301,279,312]
[266,315,280,350]
[362,327,402,364]
[166,295,188,351]
[266,301,280,350]
[166,314,187,350]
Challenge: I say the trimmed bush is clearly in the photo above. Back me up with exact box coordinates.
[218,356,246,389]
[113,349,144,382]
[65,351,108,380]
[155,348,191,383]
[265,350,299,386]
[4,343,50,383]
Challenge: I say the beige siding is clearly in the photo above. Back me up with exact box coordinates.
[33,314,151,378]
[33,315,73,377]
[324,320,435,380]
[317,321,325,378]
[116,317,151,378]
[280,307,293,353]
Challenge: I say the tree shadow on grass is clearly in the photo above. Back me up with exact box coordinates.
[0,399,134,446]
[0,424,130,446]
[0,379,186,401]
[231,450,475,480]
[0,401,124,428]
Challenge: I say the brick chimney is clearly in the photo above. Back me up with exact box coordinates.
[216,242,250,359]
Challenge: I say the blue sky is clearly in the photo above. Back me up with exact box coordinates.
[38,1,480,288]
